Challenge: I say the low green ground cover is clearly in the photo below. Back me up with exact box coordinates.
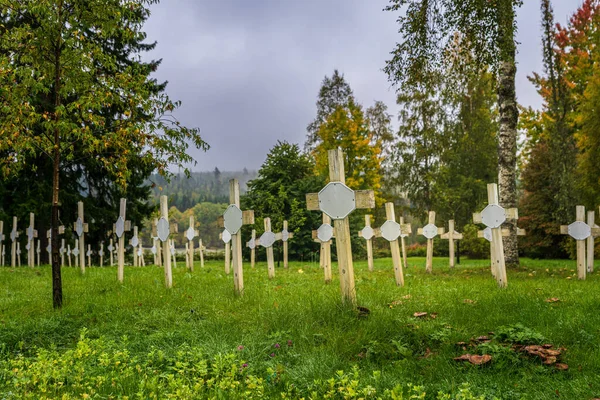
[1,257,599,399]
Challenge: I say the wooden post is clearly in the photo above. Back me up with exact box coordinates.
[60,239,65,267]
[155,218,162,267]
[26,213,38,268]
[312,213,334,284]
[247,230,256,268]
[305,149,375,305]
[560,205,599,280]
[399,216,408,269]
[185,216,198,272]
[138,244,145,266]
[441,220,463,268]
[170,239,177,268]
[417,211,444,273]
[114,198,131,283]
[198,238,205,268]
[185,242,189,267]
[221,234,231,275]
[130,226,139,268]
[359,215,374,272]
[73,202,89,274]
[280,220,294,268]
[587,211,599,273]
[67,244,72,267]
[99,242,104,267]
[73,239,79,267]
[10,216,18,267]
[265,218,276,279]
[372,202,412,286]
[157,195,173,288]
[108,239,114,267]
[87,244,92,267]
[36,239,40,266]
[17,241,21,266]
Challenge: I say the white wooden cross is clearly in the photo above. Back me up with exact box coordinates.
[72,239,80,267]
[130,226,140,268]
[86,244,92,267]
[312,213,334,284]
[473,183,518,287]
[246,230,256,269]
[10,216,19,267]
[26,213,38,268]
[113,198,131,283]
[217,179,255,295]
[137,244,145,267]
[219,229,232,274]
[73,202,89,274]
[185,216,198,272]
[399,216,409,269]
[280,220,294,269]
[170,239,177,268]
[0,220,4,266]
[107,239,115,267]
[256,217,281,279]
[67,244,72,267]
[374,202,412,286]
[478,226,525,279]
[98,242,104,267]
[46,225,65,266]
[441,220,463,268]
[153,218,162,267]
[358,215,375,272]
[60,239,66,267]
[560,205,600,280]
[586,210,600,273]
[36,238,40,267]
[198,238,205,268]
[306,148,375,306]
[417,211,445,273]
[16,241,21,266]
[156,195,177,288]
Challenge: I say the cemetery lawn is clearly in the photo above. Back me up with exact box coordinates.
[1,258,599,399]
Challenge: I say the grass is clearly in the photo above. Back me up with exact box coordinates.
[1,256,599,399]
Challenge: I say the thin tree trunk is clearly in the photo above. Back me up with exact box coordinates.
[497,0,519,267]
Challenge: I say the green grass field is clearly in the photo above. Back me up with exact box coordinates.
[1,257,599,399]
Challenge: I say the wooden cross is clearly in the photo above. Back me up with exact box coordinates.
[256,217,281,279]
[46,225,65,266]
[216,179,255,295]
[280,220,294,269]
[246,230,256,269]
[358,215,375,271]
[130,226,140,268]
[417,211,445,273]
[60,239,66,267]
[441,220,463,268]
[399,216,409,269]
[219,230,232,274]
[86,244,92,267]
[16,241,21,266]
[170,239,177,268]
[586,210,600,273]
[36,239,40,266]
[10,216,19,267]
[73,202,89,274]
[373,203,412,285]
[560,205,600,280]
[312,213,334,284]
[156,195,177,287]
[26,213,38,268]
[185,216,198,272]
[114,198,131,283]
[98,241,104,267]
[306,148,375,305]
[478,226,525,279]
[153,218,162,267]
[107,239,115,267]
[72,239,80,267]
[197,238,205,268]
[473,183,518,287]
[67,244,72,267]
[138,244,145,267]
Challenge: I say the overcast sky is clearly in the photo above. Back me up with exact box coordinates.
[143,0,580,172]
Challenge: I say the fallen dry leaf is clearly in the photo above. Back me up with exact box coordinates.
[555,363,569,371]
[413,312,428,318]
[545,298,560,303]
[453,354,492,365]
[430,313,438,319]
[463,299,476,304]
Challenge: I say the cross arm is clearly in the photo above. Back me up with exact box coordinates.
[355,190,375,209]
[306,193,319,211]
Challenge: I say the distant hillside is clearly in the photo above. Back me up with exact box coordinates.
[148,169,258,209]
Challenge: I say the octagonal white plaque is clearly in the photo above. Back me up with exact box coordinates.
[381,220,401,241]
[281,229,290,242]
[131,235,139,248]
[568,221,591,240]
[86,249,91,257]
[361,226,374,240]
[107,244,114,252]
[317,223,334,242]
[157,217,170,242]
[223,204,243,234]
[318,182,356,220]
[137,247,142,256]
[481,204,506,229]
[260,231,276,248]
[60,246,66,254]
[46,244,51,253]
[186,227,196,241]
[26,243,31,251]
[98,249,104,257]
[422,223,439,239]
[10,231,16,242]
[221,229,231,244]
[26,227,34,241]
[115,216,125,238]
[72,247,80,256]
[483,227,493,242]
[247,238,256,249]
[75,217,84,237]
[151,245,156,255]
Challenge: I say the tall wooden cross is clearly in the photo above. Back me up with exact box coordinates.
[67,244,72,267]
[16,241,21,266]
[358,215,375,272]
[26,213,38,268]
[399,216,409,269]
[154,218,162,267]
[198,238,205,268]
[280,220,294,269]
[114,198,131,283]
[217,179,255,295]
[257,217,280,279]
[306,148,375,306]
[107,239,114,267]
[417,211,445,273]
[185,216,198,272]
[374,202,412,286]
[98,241,104,267]
[36,239,40,266]
[473,183,519,287]
[156,195,176,287]
[86,244,92,267]
[138,244,145,267]
[73,202,89,274]
[59,239,66,267]
[10,216,19,267]
[219,230,231,274]
[170,239,177,268]
[586,210,600,273]
[312,213,334,283]
[246,230,256,268]
[560,205,600,280]
[0,220,4,266]
[441,220,463,268]
[130,226,140,268]
[478,226,525,279]
[72,239,80,267]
